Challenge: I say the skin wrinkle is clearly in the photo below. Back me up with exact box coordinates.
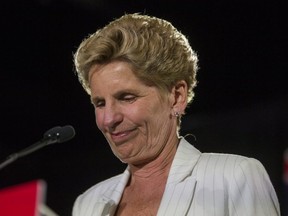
[131,136,178,179]
[124,101,179,180]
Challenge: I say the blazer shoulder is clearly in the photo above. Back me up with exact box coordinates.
[196,153,280,215]
[199,152,262,167]
[195,152,268,181]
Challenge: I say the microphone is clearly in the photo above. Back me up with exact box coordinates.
[43,125,75,144]
[0,125,75,170]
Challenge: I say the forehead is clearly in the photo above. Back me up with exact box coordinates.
[89,61,140,86]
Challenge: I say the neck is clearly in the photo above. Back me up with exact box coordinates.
[128,136,180,185]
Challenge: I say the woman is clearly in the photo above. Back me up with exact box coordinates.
[72,13,280,216]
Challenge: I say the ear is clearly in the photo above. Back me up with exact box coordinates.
[170,80,188,115]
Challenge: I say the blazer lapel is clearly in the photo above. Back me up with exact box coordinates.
[157,138,201,216]
[96,168,131,216]
[89,200,116,216]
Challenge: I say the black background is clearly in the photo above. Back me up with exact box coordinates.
[0,0,287,215]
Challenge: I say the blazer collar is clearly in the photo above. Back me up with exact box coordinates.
[157,137,201,216]
[167,137,201,183]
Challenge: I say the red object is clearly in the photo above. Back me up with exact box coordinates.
[0,180,46,216]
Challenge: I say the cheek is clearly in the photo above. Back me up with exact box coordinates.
[94,110,103,130]
[132,103,169,129]
[127,105,152,124]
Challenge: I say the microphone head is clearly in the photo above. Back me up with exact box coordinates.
[58,125,76,143]
[44,126,62,138]
[43,125,75,144]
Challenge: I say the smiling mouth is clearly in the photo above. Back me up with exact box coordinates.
[110,129,136,144]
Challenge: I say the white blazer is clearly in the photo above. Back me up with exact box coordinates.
[72,138,280,216]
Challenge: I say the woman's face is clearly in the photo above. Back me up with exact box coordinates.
[89,61,178,165]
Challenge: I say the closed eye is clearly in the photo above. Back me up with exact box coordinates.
[118,93,137,103]
[92,98,105,108]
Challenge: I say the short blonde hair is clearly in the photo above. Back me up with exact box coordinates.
[74,13,198,104]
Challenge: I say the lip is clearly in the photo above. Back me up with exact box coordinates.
[110,128,136,145]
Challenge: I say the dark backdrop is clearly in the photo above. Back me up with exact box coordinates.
[0,0,287,215]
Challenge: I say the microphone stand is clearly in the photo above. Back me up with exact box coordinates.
[0,138,56,170]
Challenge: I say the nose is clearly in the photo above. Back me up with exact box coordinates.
[101,103,123,130]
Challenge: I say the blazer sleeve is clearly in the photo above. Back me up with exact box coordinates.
[227,157,280,216]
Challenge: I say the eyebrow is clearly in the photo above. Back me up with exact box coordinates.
[114,89,141,98]
[90,88,141,104]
